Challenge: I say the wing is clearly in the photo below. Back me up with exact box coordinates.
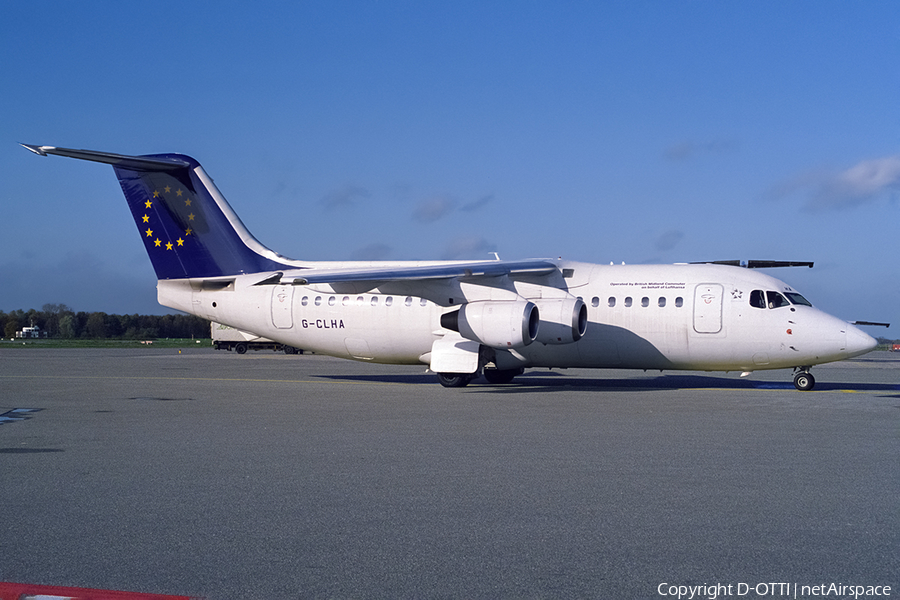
[253,259,559,286]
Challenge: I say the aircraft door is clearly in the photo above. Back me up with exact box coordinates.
[693,284,723,334]
[271,285,294,329]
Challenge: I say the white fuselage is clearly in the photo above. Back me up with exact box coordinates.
[158,261,874,374]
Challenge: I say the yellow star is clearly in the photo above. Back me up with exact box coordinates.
[154,238,162,247]
[145,228,153,237]
[176,189,183,197]
[142,215,149,223]
[145,200,152,209]
[177,238,184,246]
[184,198,192,206]
[166,241,173,250]
[153,190,160,198]
[185,228,193,236]
[164,186,171,193]
[188,213,195,221]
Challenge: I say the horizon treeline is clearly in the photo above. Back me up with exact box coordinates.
[2,304,210,340]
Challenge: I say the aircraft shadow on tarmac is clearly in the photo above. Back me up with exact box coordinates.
[317,372,900,394]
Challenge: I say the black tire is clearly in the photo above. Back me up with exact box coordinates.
[793,372,815,391]
[437,373,471,388]
[483,368,518,384]
[283,346,297,355]
[234,342,248,355]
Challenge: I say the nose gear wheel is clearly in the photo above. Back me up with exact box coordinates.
[793,368,815,391]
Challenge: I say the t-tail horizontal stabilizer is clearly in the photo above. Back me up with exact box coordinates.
[690,260,814,269]
[22,144,298,280]
[851,321,890,328]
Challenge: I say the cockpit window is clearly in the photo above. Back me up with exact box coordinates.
[766,291,791,309]
[785,292,812,307]
[749,290,766,309]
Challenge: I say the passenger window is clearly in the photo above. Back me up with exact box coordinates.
[342,296,351,306]
[658,297,666,308]
[357,296,365,305]
[641,297,649,307]
[766,291,790,309]
[420,298,428,307]
[301,296,308,306]
[328,296,336,306]
[608,297,616,308]
[385,296,393,306]
[592,297,600,308]
[624,297,633,308]
[404,296,413,307]
[675,297,683,308]
[314,296,322,306]
[370,296,379,306]
[750,290,766,309]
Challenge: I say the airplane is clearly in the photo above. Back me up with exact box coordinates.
[22,144,879,390]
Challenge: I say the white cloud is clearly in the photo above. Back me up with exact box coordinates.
[770,154,900,211]
[817,155,900,209]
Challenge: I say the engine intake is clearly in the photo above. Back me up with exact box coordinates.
[532,297,587,344]
[440,300,539,349]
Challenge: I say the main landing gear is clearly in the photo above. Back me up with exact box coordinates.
[436,367,525,388]
[793,367,815,391]
[436,373,475,388]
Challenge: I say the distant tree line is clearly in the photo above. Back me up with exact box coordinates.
[2,304,210,340]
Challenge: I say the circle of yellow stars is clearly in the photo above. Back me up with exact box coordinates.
[141,185,195,251]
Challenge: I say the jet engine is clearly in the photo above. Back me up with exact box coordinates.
[440,300,539,349]
[532,297,588,344]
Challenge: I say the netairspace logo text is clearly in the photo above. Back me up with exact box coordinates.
[657,582,892,599]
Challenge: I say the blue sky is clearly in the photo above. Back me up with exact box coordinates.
[2,2,898,329]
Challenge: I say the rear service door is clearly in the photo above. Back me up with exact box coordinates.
[272,285,294,329]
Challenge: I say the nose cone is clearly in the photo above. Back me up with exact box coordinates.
[799,309,879,365]
[845,323,878,358]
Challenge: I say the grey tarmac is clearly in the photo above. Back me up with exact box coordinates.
[1,347,898,599]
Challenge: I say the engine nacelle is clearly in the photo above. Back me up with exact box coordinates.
[440,300,539,349]
[532,297,587,344]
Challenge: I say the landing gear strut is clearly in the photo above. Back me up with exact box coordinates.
[793,368,815,391]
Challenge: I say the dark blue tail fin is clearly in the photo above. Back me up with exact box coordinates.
[23,145,297,279]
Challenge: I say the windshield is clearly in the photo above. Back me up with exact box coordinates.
[784,292,812,307]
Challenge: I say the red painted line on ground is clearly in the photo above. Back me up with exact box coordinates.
[0,582,202,600]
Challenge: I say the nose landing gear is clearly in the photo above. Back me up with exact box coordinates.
[793,367,815,391]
